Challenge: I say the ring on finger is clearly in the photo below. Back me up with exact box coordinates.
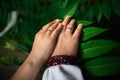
[66,27,73,30]
[47,29,53,33]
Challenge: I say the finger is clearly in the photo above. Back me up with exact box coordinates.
[66,19,75,34]
[73,24,83,38]
[51,23,63,38]
[46,20,61,35]
[62,16,71,30]
[47,19,62,32]
[40,20,56,33]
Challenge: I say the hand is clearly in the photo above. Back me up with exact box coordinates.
[11,20,63,80]
[52,16,83,58]
[30,19,62,62]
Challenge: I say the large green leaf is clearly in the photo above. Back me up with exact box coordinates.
[61,0,68,8]
[83,27,107,41]
[85,56,120,76]
[111,0,120,16]
[48,1,79,19]
[81,39,120,58]
[64,1,80,18]
[77,20,93,26]
[46,1,66,19]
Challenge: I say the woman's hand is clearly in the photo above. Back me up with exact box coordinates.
[11,19,62,80]
[30,19,63,63]
[52,16,83,58]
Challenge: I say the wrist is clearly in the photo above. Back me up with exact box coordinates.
[26,52,47,67]
[47,55,75,68]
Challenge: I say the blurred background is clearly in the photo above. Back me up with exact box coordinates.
[0,0,120,80]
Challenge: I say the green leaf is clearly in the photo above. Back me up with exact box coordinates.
[77,20,93,26]
[85,56,120,76]
[81,39,120,58]
[22,35,33,46]
[101,0,111,20]
[59,0,68,8]
[111,0,120,16]
[50,0,68,9]
[94,3,102,22]
[83,27,107,41]
[64,1,80,18]
[82,6,94,20]
[47,1,66,19]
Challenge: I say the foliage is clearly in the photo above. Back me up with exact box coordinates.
[0,0,120,79]
[81,39,120,58]
[85,56,120,76]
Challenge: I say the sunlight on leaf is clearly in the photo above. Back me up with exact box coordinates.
[64,1,80,18]
[83,27,108,41]
[81,39,120,58]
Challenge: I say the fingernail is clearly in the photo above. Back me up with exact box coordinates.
[78,24,83,26]
[73,19,75,21]
[66,15,71,17]
[56,19,62,22]
[71,19,76,22]
[59,23,63,29]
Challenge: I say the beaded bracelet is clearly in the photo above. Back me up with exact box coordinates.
[47,55,75,68]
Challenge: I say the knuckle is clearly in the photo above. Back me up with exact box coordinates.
[35,32,43,38]
[46,23,50,27]
[35,32,39,37]
[68,24,72,27]
[42,25,46,29]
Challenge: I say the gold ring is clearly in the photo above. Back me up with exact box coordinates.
[67,27,73,30]
[47,30,52,32]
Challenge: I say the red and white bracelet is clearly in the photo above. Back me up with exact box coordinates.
[47,55,75,68]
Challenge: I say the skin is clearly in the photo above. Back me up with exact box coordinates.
[11,16,83,80]
[52,16,83,58]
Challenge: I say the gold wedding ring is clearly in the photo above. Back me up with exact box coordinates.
[47,29,52,33]
[66,27,73,30]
